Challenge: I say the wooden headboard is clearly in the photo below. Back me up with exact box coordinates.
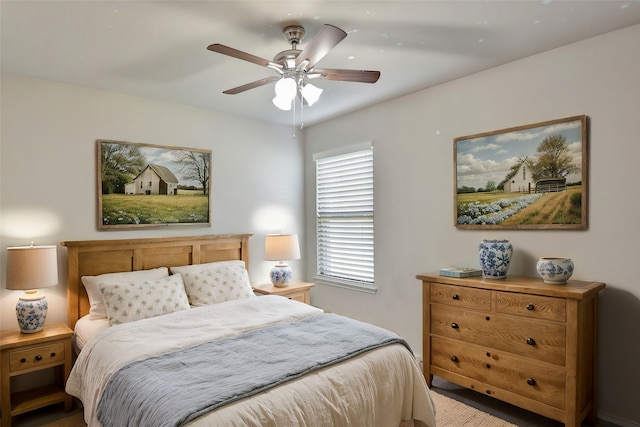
[61,234,252,329]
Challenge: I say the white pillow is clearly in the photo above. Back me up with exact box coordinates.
[97,273,190,326]
[170,261,254,306]
[81,267,169,319]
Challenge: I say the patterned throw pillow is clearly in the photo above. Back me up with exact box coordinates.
[171,261,254,306]
[81,267,169,320]
[97,273,190,326]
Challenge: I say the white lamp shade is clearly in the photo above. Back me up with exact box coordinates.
[265,234,301,261]
[6,245,58,290]
[301,83,323,106]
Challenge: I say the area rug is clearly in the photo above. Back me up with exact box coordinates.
[39,391,516,427]
[37,412,86,427]
[430,390,518,427]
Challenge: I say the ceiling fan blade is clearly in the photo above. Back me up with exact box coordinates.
[311,68,381,84]
[295,24,347,70]
[207,44,282,71]
[223,76,279,95]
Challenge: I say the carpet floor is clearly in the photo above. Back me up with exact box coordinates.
[431,389,518,426]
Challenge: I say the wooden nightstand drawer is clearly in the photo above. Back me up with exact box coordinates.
[285,291,308,303]
[9,342,65,373]
[497,292,566,321]
[430,282,491,310]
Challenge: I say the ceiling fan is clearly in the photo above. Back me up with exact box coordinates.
[207,24,380,110]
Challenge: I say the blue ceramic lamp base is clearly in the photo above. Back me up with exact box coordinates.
[270,263,293,287]
[16,291,48,333]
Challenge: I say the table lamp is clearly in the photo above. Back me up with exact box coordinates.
[265,234,300,287]
[6,245,58,333]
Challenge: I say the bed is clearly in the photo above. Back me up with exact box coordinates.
[62,234,436,427]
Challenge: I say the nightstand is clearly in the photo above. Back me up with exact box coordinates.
[1,323,73,427]
[252,282,315,305]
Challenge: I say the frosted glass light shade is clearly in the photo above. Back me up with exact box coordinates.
[301,83,323,106]
[274,77,297,99]
[273,77,297,111]
[272,95,293,111]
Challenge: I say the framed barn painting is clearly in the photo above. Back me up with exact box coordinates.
[454,115,588,230]
[97,140,211,229]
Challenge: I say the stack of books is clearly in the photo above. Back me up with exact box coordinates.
[439,267,483,278]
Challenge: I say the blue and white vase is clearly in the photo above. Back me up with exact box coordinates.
[270,263,293,287]
[536,257,574,284]
[478,239,513,279]
[16,294,48,333]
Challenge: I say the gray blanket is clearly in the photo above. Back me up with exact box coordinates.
[96,313,412,427]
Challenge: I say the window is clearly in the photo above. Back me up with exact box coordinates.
[313,143,374,292]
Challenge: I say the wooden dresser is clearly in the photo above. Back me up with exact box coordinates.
[416,273,605,427]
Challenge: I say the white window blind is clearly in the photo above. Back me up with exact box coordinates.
[314,144,374,291]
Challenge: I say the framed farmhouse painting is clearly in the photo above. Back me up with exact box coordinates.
[454,115,588,230]
[97,140,211,229]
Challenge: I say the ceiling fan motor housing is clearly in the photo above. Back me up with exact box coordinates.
[274,25,306,69]
[282,25,305,46]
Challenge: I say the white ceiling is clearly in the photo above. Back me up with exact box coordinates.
[2,1,640,127]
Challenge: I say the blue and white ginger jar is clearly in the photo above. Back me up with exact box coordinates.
[478,239,513,279]
[536,257,574,284]
[16,296,48,333]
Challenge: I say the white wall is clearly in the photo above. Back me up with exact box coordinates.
[0,74,305,330]
[304,24,640,425]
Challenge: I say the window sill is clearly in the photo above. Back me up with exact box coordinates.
[312,276,377,294]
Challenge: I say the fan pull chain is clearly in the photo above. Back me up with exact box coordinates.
[300,96,305,130]
[292,93,297,138]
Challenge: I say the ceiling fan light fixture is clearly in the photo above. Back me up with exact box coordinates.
[272,94,293,111]
[274,77,297,100]
[301,82,323,106]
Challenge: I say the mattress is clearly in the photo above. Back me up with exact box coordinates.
[67,295,436,427]
[73,315,109,353]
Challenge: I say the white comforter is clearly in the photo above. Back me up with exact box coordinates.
[67,296,436,427]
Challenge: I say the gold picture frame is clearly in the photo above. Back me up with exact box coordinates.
[454,115,588,230]
[97,139,211,230]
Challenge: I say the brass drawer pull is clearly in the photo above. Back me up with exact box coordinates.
[526,337,536,346]
[527,378,537,386]
[451,323,459,329]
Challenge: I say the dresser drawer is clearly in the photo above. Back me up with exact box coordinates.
[497,292,566,321]
[431,304,566,365]
[9,342,65,373]
[431,336,566,408]
[430,282,491,310]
